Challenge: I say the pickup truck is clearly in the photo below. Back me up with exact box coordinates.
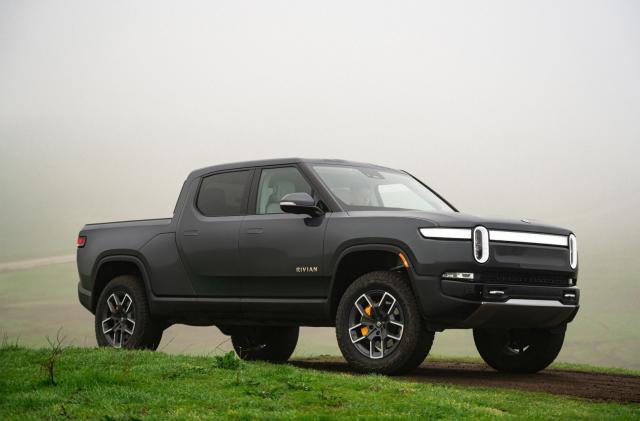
[77,158,579,374]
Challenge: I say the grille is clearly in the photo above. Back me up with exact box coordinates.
[477,271,572,287]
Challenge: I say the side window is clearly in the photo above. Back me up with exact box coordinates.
[197,170,251,216]
[256,167,312,214]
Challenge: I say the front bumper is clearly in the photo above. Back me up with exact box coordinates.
[409,273,580,330]
[459,298,577,328]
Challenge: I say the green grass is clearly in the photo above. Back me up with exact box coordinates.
[0,346,638,420]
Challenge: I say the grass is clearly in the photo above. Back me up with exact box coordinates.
[0,346,638,420]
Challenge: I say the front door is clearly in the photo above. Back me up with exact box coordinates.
[239,166,329,300]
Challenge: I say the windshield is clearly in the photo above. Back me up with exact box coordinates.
[311,165,455,213]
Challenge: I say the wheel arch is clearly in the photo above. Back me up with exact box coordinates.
[91,254,153,312]
[328,243,421,322]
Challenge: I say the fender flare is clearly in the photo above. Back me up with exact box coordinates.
[91,253,155,310]
[327,243,422,315]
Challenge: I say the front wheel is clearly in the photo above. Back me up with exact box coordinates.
[335,271,434,375]
[231,326,299,362]
[473,327,566,373]
[95,275,163,350]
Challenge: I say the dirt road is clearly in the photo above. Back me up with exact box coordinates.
[293,358,640,403]
[0,255,74,272]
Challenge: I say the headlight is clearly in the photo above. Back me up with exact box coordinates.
[473,226,489,263]
[419,228,471,239]
[569,234,578,269]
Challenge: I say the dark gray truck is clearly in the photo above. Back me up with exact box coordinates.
[77,158,579,374]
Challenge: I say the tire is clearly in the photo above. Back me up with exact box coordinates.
[231,326,299,362]
[335,270,434,375]
[473,326,566,373]
[95,275,163,350]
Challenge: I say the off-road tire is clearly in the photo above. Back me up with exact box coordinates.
[473,326,566,373]
[335,270,434,375]
[95,275,163,350]
[231,326,299,362]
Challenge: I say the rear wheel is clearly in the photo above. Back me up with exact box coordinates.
[95,275,163,350]
[336,271,434,375]
[473,327,565,373]
[231,326,299,362]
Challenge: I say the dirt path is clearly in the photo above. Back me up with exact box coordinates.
[0,255,75,273]
[292,358,640,403]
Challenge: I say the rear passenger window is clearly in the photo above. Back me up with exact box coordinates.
[197,170,251,216]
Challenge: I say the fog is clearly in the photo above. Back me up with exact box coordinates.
[1,0,639,259]
[0,1,639,366]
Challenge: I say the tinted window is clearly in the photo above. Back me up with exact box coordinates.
[256,167,312,214]
[197,170,251,216]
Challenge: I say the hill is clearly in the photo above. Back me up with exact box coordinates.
[0,346,638,420]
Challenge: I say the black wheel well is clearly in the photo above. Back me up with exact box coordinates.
[330,250,405,322]
[92,261,144,311]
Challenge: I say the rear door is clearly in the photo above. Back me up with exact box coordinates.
[178,169,254,297]
[239,165,329,301]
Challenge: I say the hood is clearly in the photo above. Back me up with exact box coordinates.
[348,210,572,236]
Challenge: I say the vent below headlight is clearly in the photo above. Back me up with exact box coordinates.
[473,226,489,263]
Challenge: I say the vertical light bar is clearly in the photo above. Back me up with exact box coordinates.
[569,234,578,269]
[473,226,489,263]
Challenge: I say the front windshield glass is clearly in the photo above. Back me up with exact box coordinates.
[311,165,454,213]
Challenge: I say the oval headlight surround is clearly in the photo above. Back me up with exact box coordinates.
[569,234,578,269]
[473,226,490,263]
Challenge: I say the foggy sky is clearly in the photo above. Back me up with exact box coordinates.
[1,0,639,260]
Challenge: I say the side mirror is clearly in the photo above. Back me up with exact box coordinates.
[280,192,324,217]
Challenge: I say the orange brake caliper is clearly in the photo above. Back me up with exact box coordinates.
[360,306,372,336]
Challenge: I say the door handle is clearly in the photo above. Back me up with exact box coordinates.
[246,228,263,234]
[183,230,199,236]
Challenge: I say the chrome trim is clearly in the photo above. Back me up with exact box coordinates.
[569,234,578,269]
[419,228,471,240]
[489,230,568,247]
[483,299,576,307]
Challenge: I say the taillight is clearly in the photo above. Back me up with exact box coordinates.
[77,235,87,248]
[473,226,489,263]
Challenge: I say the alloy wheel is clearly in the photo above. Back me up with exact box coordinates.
[503,329,534,355]
[348,290,404,359]
[101,291,136,348]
